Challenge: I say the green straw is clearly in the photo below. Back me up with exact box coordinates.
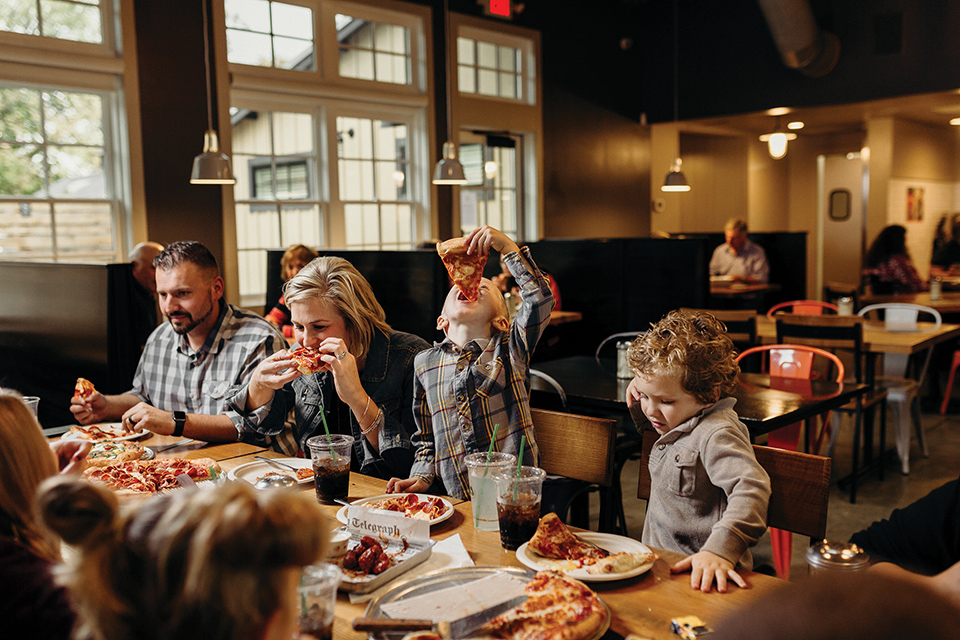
[318,404,341,466]
[512,435,526,501]
[486,424,500,462]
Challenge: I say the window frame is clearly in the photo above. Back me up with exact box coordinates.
[0,0,117,56]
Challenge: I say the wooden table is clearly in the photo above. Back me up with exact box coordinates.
[530,356,866,438]
[756,315,960,355]
[550,310,583,325]
[217,460,785,640]
[710,282,781,298]
[860,291,960,315]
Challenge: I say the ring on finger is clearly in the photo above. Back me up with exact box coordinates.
[336,351,347,360]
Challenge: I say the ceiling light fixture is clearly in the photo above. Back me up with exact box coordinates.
[759,116,797,160]
[787,121,804,130]
[190,0,235,184]
[432,0,467,185]
[950,117,960,126]
[661,0,690,193]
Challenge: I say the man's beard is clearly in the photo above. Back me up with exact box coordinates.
[169,299,215,335]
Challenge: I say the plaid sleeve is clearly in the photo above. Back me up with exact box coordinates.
[504,246,555,364]
[222,327,286,429]
[409,364,437,484]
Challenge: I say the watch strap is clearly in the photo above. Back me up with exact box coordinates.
[172,410,186,437]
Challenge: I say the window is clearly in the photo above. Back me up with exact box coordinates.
[225,0,314,70]
[457,36,521,100]
[232,108,324,299]
[0,85,117,261]
[336,14,410,85]
[458,135,519,238]
[0,0,104,44]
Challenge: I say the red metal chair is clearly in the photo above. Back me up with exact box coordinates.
[736,344,843,580]
[767,300,839,317]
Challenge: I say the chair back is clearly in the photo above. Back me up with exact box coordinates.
[737,344,844,383]
[823,282,860,312]
[636,428,831,539]
[681,308,758,348]
[767,300,839,317]
[594,332,640,368]
[858,303,942,332]
[531,409,616,486]
[774,314,865,382]
[529,369,568,410]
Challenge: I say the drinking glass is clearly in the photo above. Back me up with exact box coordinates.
[298,562,341,640]
[22,396,40,418]
[464,452,516,531]
[306,434,353,504]
[494,466,546,550]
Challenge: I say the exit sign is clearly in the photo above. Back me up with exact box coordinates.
[487,0,511,18]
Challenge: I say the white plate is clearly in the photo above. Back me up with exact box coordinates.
[336,493,455,526]
[228,458,314,486]
[61,423,150,442]
[515,532,656,582]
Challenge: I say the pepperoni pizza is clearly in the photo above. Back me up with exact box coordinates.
[289,346,325,375]
[83,458,221,495]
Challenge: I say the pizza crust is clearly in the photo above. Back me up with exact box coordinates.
[87,441,146,467]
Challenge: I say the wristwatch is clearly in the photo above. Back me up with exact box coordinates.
[172,410,187,437]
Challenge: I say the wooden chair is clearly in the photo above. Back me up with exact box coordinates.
[681,308,758,349]
[636,427,832,579]
[774,313,887,503]
[531,408,620,532]
[767,300,839,317]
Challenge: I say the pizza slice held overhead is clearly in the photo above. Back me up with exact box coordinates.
[437,237,488,302]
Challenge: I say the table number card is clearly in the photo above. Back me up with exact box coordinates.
[345,506,430,544]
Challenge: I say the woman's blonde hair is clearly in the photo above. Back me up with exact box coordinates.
[627,309,740,405]
[0,390,60,561]
[281,244,319,279]
[283,256,391,359]
[37,479,329,640]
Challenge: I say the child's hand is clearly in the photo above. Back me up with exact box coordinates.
[386,477,430,494]
[671,550,747,593]
[625,376,641,408]
[465,225,520,257]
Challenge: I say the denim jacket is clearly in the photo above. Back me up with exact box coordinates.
[230,329,428,479]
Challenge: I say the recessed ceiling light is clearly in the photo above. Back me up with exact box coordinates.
[767,107,791,116]
[951,117,960,125]
[787,121,804,130]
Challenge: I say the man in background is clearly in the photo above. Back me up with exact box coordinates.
[709,218,770,284]
[129,241,164,331]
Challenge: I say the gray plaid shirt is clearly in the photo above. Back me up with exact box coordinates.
[128,300,285,430]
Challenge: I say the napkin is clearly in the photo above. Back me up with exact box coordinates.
[348,533,475,605]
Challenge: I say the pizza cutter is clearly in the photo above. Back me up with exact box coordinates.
[352,595,528,639]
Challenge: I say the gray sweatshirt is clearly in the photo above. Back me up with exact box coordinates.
[641,398,771,568]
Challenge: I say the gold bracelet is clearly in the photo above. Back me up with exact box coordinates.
[359,405,383,435]
[358,395,372,423]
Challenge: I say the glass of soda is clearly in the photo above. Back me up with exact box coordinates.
[465,451,516,531]
[298,562,341,640]
[306,434,353,504]
[493,466,546,550]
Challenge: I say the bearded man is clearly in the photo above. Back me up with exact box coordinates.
[70,241,285,443]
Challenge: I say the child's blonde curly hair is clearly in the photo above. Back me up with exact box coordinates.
[627,309,739,405]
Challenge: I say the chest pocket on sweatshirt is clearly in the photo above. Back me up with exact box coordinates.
[473,360,505,399]
[670,448,700,497]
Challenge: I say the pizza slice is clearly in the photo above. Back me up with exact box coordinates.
[87,441,147,467]
[527,512,608,562]
[289,346,325,375]
[73,377,97,403]
[437,237,488,302]
[69,424,118,442]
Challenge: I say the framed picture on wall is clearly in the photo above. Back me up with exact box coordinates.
[907,187,924,221]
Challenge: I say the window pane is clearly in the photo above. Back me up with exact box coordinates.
[380,24,407,54]
[477,41,496,68]
[457,38,475,65]
[41,0,102,44]
[0,0,39,35]
[340,48,375,81]
[344,203,362,246]
[225,0,270,31]
[499,45,517,72]
[47,145,105,198]
[280,204,323,246]
[458,65,475,93]
[338,159,364,200]
[478,69,497,96]
[271,2,312,40]
[375,161,401,200]
[232,153,259,200]
[499,73,517,99]
[227,29,273,66]
[272,111,313,155]
[274,36,314,71]
[362,203,378,245]
[0,88,43,143]
[0,201,53,257]
[238,246,267,298]
[54,201,113,255]
[43,91,103,145]
[0,143,45,196]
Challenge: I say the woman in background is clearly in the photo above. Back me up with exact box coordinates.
[266,244,319,338]
[0,390,89,640]
[862,225,927,294]
[37,478,328,640]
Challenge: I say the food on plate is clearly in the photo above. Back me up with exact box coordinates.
[296,466,314,480]
[69,424,130,442]
[73,377,97,402]
[87,441,147,467]
[479,570,607,640]
[437,237,488,302]
[584,551,658,575]
[528,513,608,562]
[361,493,448,520]
[341,536,394,575]
[289,346,325,375]
[82,457,221,495]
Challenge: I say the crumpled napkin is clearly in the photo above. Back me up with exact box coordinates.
[348,533,475,605]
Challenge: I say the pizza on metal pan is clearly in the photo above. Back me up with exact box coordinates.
[82,458,221,495]
[86,441,147,467]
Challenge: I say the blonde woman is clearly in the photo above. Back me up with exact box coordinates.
[37,478,328,640]
[229,256,429,479]
[0,390,89,639]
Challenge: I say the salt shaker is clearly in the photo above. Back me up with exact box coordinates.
[805,540,869,575]
[837,296,854,316]
[931,277,943,301]
[616,341,633,379]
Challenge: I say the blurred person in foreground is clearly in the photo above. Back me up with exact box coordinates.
[862,225,927,294]
[37,478,328,640]
[70,241,286,444]
[709,218,770,284]
[233,256,429,478]
[0,390,90,639]
[265,244,319,339]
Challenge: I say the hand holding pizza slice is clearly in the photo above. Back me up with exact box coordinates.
[73,377,97,403]
[288,346,326,375]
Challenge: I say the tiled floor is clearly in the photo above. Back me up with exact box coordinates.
[598,408,960,581]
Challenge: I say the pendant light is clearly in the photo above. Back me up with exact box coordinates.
[759,116,797,160]
[190,0,236,184]
[661,0,690,193]
[432,0,468,185]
